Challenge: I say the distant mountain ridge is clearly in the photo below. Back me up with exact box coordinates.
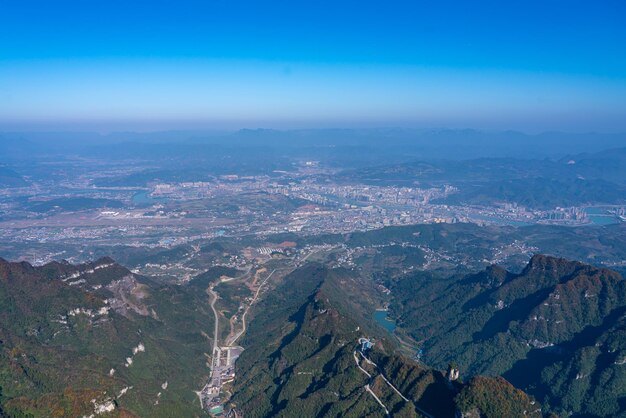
[2,129,625,161]
[0,166,27,187]
[337,148,626,208]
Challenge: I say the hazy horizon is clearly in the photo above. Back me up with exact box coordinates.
[2,126,626,137]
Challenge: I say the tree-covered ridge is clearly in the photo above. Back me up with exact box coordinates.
[0,258,215,417]
[230,264,539,417]
[390,254,626,416]
[455,376,541,418]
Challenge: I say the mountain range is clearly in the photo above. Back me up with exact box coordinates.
[3,251,626,416]
[390,255,626,416]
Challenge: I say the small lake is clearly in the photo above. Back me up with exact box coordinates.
[373,310,397,332]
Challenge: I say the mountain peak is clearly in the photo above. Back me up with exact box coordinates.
[522,254,584,277]
[94,256,116,265]
[0,258,36,281]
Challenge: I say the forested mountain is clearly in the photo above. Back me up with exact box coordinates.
[5,252,626,416]
[230,264,538,418]
[0,258,214,417]
[390,255,626,416]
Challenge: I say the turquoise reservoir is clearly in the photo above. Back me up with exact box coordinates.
[374,310,397,332]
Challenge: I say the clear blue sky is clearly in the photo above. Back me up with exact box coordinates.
[1,0,625,131]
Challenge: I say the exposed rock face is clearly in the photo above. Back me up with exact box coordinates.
[106,274,155,318]
[0,257,217,417]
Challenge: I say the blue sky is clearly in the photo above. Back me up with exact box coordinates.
[1,0,625,131]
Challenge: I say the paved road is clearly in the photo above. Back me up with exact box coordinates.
[199,247,336,408]
[197,286,221,410]
[209,287,219,354]
[356,349,434,418]
[228,268,277,346]
[226,247,326,346]
[365,384,390,416]
[354,350,389,416]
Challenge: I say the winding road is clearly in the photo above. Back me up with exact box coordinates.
[353,348,434,418]
[208,286,220,353]
[227,268,277,346]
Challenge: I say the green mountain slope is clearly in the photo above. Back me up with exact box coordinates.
[390,255,626,416]
[230,264,538,417]
[0,257,214,418]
